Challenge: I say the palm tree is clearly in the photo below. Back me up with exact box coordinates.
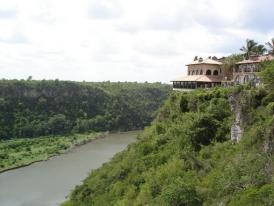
[240,39,258,59]
[240,39,267,59]
[254,44,267,55]
[265,38,274,54]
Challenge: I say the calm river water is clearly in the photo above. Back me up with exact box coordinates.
[0,131,139,206]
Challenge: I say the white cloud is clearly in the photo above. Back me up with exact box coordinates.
[0,8,17,19]
[88,0,123,19]
[0,0,273,83]
[0,32,29,44]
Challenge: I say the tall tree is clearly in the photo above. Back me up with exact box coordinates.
[240,39,258,59]
[221,54,244,80]
[265,38,274,54]
[254,44,267,55]
[240,39,266,59]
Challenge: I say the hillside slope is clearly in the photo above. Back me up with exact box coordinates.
[0,81,171,139]
[62,86,274,206]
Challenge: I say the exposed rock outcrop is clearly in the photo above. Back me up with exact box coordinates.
[231,122,242,142]
[229,92,246,142]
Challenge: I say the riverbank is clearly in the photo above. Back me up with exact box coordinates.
[0,132,107,173]
[0,131,139,206]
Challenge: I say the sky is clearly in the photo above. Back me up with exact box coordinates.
[0,0,273,83]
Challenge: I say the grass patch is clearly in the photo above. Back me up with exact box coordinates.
[0,132,104,172]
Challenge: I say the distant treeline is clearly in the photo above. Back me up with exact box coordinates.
[0,80,171,139]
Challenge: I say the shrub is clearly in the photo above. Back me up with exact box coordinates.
[228,184,274,206]
[160,178,202,206]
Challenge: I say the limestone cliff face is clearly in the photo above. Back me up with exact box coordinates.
[229,91,251,142]
[230,93,243,142]
[230,89,274,156]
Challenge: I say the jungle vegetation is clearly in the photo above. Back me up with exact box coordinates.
[0,80,171,140]
[62,62,274,206]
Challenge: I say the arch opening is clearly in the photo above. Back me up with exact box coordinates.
[206,70,211,75]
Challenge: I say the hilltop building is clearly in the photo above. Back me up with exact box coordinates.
[172,54,274,90]
[232,54,274,85]
[172,56,223,90]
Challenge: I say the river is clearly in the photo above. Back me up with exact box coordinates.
[0,131,139,206]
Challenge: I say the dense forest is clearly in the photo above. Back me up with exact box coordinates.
[62,62,274,206]
[0,81,171,140]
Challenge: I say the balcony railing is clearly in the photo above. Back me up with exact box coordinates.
[172,81,221,89]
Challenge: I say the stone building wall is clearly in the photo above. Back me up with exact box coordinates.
[188,64,222,76]
[233,63,260,85]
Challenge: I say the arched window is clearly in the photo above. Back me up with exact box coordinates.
[200,70,203,75]
[213,70,218,75]
[206,70,211,75]
[192,71,195,75]
[196,70,199,75]
[188,71,191,75]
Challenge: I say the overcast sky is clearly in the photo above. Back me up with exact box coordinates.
[0,0,273,82]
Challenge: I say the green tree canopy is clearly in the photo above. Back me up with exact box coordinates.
[240,39,266,59]
[259,60,274,91]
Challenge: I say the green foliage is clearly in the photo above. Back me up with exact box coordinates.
[0,80,171,139]
[222,54,244,79]
[160,177,202,206]
[266,102,274,115]
[240,39,267,59]
[228,184,274,206]
[259,60,274,91]
[179,95,189,112]
[62,86,274,206]
[0,132,102,172]
[48,114,69,134]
